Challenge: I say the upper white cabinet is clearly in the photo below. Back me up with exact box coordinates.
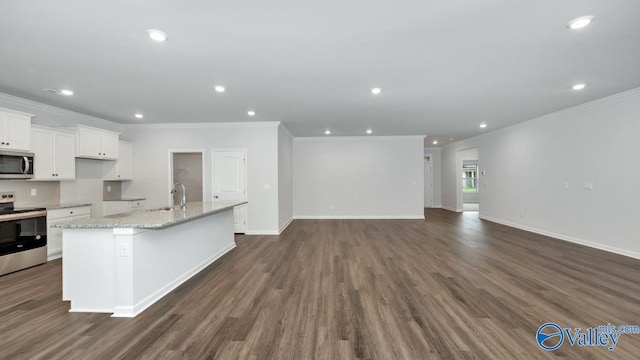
[31,126,76,180]
[104,141,134,180]
[69,125,119,160]
[0,107,33,151]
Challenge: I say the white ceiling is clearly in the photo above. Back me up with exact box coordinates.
[1,1,640,145]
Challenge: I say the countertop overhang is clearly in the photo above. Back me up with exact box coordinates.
[52,201,246,229]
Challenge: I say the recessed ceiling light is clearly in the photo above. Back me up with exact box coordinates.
[59,89,74,96]
[371,87,382,95]
[479,122,488,129]
[572,83,587,90]
[449,138,454,141]
[247,110,255,116]
[214,85,226,93]
[134,113,144,119]
[146,29,168,42]
[366,129,373,134]
[432,140,438,145]
[567,16,594,30]
[324,130,331,135]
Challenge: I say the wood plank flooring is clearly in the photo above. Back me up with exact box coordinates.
[1,209,640,359]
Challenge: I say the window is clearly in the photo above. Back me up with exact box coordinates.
[462,164,478,192]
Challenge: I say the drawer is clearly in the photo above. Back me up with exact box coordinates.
[48,206,91,220]
[129,200,145,210]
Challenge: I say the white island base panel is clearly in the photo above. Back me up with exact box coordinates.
[62,209,234,317]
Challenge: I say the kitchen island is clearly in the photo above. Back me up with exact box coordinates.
[54,200,246,317]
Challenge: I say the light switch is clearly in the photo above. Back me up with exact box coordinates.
[582,182,593,190]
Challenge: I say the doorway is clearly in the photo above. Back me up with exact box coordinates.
[169,151,204,206]
[462,160,479,212]
[455,147,479,212]
[424,155,433,208]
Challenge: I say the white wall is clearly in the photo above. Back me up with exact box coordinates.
[122,123,281,234]
[293,136,425,219]
[277,124,294,231]
[423,147,442,207]
[441,88,640,259]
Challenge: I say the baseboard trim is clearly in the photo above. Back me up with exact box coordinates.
[480,215,640,260]
[245,230,280,235]
[47,252,62,261]
[279,218,293,234]
[441,206,462,213]
[293,215,425,220]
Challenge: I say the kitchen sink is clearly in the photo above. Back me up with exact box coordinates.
[148,206,181,212]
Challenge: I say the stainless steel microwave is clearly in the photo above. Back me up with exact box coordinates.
[0,150,34,179]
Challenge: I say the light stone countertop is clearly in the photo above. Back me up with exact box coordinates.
[52,200,246,229]
[103,197,146,202]
[44,203,93,210]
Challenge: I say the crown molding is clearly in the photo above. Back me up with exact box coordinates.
[293,135,426,142]
[278,123,295,139]
[123,121,282,130]
[0,92,123,130]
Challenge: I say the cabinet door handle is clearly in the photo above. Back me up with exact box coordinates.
[6,142,9,145]
[70,211,74,214]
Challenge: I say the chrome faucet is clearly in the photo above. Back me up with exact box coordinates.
[170,183,186,210]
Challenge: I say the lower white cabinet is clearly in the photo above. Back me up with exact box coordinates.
[103,199,146,216]
[47,206,91,258]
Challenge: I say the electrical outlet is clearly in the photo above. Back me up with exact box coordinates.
[30,188,37,197]
[107,185,112,192]
[119,243,129,257]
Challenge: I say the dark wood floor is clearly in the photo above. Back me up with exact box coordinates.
[1,209,639,359]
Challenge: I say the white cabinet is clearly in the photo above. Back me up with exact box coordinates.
[103,199,146,216]
[47,205,91,258]
[0,108,33,151]
[104,141,134,180]
[31,126,76,180]
[70,125,120,160]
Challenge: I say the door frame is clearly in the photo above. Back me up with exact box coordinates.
[167,149,205,206]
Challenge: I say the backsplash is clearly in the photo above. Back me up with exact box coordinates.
[0,181,60,207]
[103,181,122,200]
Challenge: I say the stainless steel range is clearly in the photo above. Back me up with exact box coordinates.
[0,192,47,276]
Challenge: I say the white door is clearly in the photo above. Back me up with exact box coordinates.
[424,156,433,208]
[213,150,247,233]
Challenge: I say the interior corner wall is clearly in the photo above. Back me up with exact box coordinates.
[293,136,425,219]
[123,124,280,234]
[441,88,640,259]
[423,147,442,207]
[277,125,294,232]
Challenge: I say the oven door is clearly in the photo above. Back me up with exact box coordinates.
[0,211,47,256]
